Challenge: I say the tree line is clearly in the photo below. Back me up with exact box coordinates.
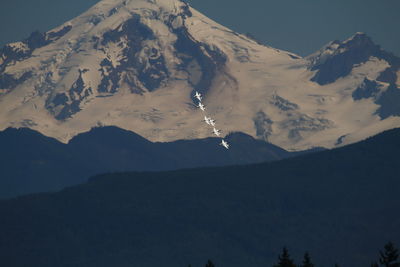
[188,242,400,267]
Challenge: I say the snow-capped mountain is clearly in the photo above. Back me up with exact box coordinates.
[0,0,399,150]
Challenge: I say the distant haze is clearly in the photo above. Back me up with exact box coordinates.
[0,0,399,56]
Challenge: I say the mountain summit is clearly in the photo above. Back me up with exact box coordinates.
[0,0,399,150]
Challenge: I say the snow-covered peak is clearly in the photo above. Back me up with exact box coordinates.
[52,0,192,40]
[340,32,378,54]
[307,32,388,85]
[308,32,379,67]
[78,0,189,18]
[92,0,187,12]
[307,40,341,66]
[0,0,399,151]
[343,32,371,44]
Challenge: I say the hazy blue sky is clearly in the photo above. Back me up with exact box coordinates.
[0,0,399,56]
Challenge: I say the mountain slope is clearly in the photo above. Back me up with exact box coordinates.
[0,128,399,267]
[0,0,399,150]
[307,32,400,120]
[0,126,301,199]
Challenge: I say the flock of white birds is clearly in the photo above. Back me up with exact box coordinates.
[195,91,229,149]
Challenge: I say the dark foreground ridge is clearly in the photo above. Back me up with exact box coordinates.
[0,126,315,199]
[0,128,399,267]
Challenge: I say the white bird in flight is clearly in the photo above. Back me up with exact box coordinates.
[204,116,212,125]
[213,127,221,137]
[195,91,202,101]
[198,102,206,111]
[209,119,216,127]
[221,139,229,149]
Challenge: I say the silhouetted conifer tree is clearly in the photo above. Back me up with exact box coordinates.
[273,247,296,267]
[300,252,314,267]
[205,259,215,267]
[371,262,379,267]
[379,242,400,267]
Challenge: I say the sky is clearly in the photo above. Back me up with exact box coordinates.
[0,0,399,57]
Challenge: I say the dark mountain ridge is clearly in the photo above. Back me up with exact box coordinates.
[0,128,399,267]
[0,126,310,199]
